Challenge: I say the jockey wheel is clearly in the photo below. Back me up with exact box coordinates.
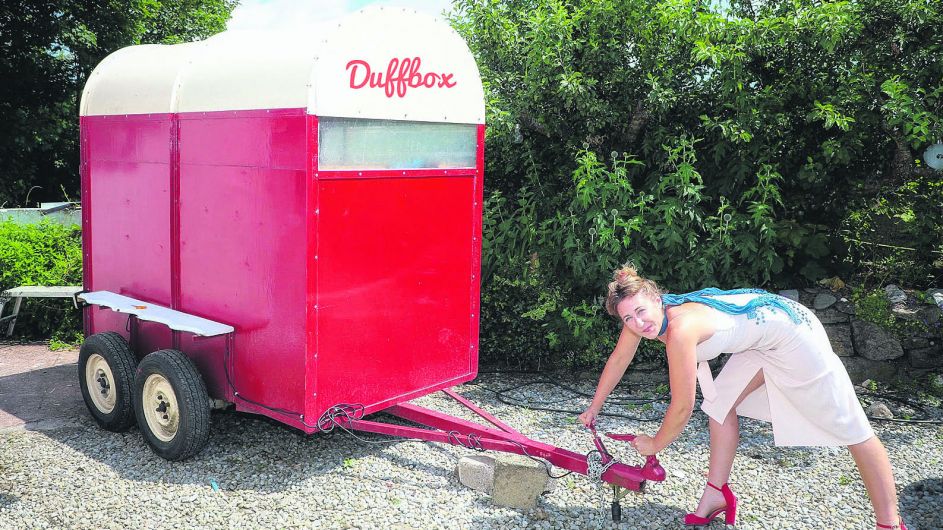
[611,484,629,522]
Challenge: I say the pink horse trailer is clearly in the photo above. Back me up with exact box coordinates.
[76,8,663,520]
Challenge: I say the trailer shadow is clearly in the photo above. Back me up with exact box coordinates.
[0,348,479,496]
[0,492,19,510]
[471,502,687,529]
[39,407,481,495]
[900,477,943,528]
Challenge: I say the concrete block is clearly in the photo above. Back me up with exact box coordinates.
[457,455,495,494]
[492,454,549,510]
[457,454,554,507]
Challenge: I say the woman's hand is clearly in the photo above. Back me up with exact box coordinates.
[578,406,599,428]
[631,433,657,456]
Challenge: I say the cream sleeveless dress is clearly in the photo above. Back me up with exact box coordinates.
[693,293,873,446]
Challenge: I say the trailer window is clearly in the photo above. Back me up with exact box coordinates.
[318,118,477,170]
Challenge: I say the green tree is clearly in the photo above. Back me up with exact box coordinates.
[0,0,237,207]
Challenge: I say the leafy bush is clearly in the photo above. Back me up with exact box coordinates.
[842,173,943,288]
[454,0,943,368]
[481,137,781,368]
[479,267,564,369]
[0,219,82,341]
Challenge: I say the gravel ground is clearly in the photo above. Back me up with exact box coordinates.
[1,372,941,530]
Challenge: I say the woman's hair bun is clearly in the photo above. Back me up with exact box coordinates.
[613,265,640,283]
[604,262,663,317]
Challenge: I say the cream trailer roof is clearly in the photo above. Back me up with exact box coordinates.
[80,7,485,124]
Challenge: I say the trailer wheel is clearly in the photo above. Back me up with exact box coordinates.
[78,332,137,431]
[133,349,210,461]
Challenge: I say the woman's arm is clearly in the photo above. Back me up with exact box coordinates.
[579,325,641,426]
[651,327,699,452]
[633,316,703,455]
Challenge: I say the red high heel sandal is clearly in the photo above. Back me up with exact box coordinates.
[877,518,907,530]
[683,481,737,527]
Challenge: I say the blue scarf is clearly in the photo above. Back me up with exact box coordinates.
[658,287,803,336]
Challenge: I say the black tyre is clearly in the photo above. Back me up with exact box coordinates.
[133,349,211,461]
[78,332,137,431]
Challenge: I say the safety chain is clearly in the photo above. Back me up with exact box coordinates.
[447,431,486,452]
[585,450,617,481]
[316,404,366,432]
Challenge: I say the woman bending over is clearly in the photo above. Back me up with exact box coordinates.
[578,265,906,529]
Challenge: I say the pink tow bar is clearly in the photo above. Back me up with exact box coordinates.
[331,387,667,493]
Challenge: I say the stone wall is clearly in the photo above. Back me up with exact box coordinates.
[778,286,943,383]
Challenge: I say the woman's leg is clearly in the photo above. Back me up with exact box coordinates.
[694,369,765,516]
[848,436,900,527]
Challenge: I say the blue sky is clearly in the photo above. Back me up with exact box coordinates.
[227,0,455,31]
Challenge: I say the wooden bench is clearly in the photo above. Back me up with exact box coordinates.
[0,286,83,336]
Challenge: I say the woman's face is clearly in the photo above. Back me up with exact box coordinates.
[616,291,664,339]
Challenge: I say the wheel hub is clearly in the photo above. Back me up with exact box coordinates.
[85,354,117,414]
[97,371,111,394]
[142,374,179,442]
